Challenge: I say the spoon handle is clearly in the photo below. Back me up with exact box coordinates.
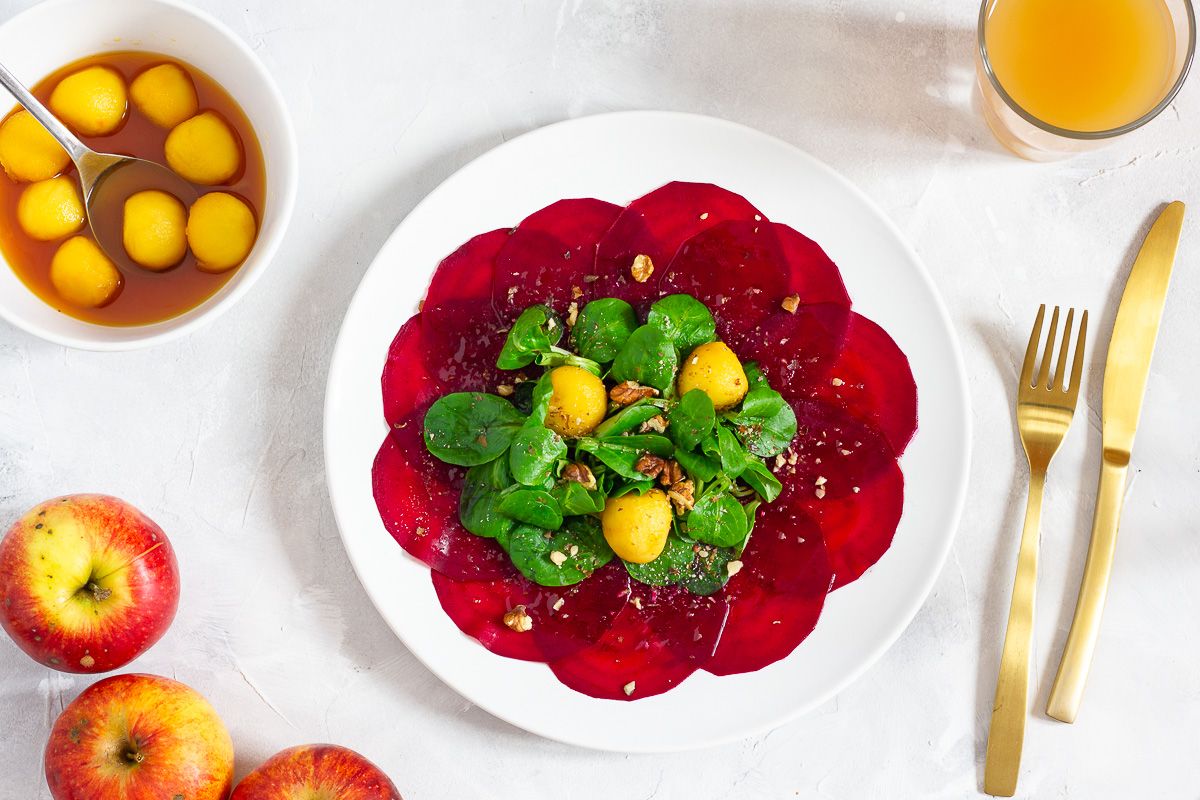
[0,60,89,162]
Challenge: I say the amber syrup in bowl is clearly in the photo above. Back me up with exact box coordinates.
[0,51,266,326]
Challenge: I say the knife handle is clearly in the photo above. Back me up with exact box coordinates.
[1046,451,1129,722]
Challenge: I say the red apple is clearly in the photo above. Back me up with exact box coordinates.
[45,672,234,800]
[230,744,403,800]
[0,493,180,673]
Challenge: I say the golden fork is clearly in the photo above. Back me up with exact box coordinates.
[984,305,1087,797]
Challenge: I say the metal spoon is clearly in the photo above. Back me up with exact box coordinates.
[0,60,196,271]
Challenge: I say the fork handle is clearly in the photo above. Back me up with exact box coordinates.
[1046,453,1128,723]
[984,468,1046,797]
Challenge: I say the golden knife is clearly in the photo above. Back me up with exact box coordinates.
[1046,201,1186,723]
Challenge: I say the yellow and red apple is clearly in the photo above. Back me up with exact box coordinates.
[0,494,180,672]
[45,673,234,800]
[231,744,403,800]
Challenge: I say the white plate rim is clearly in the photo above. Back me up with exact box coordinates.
[323,110,971,753]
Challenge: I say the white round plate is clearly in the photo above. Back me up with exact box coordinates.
[324,111,970,752]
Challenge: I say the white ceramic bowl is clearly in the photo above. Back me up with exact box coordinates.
[0,0,298,350]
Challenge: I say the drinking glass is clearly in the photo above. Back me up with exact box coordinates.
[976,0,1196,161]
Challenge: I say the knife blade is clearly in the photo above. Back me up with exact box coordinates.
[1046,201,1186,723]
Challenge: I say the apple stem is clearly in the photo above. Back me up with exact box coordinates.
[86,582,112,602]
[124,750,144,764]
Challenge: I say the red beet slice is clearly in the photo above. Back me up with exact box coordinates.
[431,561,630,663]
[776,395,897,505]
[799,459,904,589]
[704,499,832,675]
[372,418,512,581]
[661,220,791,351]
[549,582,730,700]
[421,297,521,394]
[424,228,508,308]
[382,313,446,425]
[774,223,851,309]
[801,312,918,456]
[492,198,622,323]
[592,182,764,305]
[736,303,851,389]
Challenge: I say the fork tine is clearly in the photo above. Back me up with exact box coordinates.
[1037,306,1060,389]
[1021,304,1045,387]
[1067,310,1088,401]
[1052,308,1075,391]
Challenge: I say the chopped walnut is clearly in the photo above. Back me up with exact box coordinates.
[815,476,827,486]
[726,560,744,577]
[563,462,597,491]
[658,459,684,487]
[635,453,666,479]
[495,384,514,397]
[781,294,801,313]
[502,605,533,632]
[572,285,584,299]
[814,485,827,499]
[623,681,636,696]
[631,254,654,282]
[552,597,565,612]
[566,301,579,327]
[638,414,668,434]
[609,380,659,405]
[667,479,695,514]
[549,550,568,567]
[831,377,845,387]
[632,597,643,610]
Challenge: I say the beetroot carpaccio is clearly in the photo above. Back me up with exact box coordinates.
[371,182,917,700]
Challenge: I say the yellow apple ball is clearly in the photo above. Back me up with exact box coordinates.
[186,192,257,272]
[601,490,673,564]
[17,177,85,241]
[0,111,71,182]
[545,365,608,438]
[164,112,242,185]
[677,341,748,412]
[123,189,188,271]
[130,63,199,129]
[50,237,121,308]
[49,66,127,136]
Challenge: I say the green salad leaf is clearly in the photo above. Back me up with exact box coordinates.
[509,424,566,486]
[686,492,749,548]
[740,458,783,502]
[725,387,797,457]
[496,304,564,369]
[573,298,638,363]
[623,532,693,586]
[680,542,737,596]
[668,388,715,451]
[593,400,662,438]
[459,459,516,539]
[423,392,524,466]
[552,480,606,515]
[611,325,678,392]
[496,486,563,529]
[503,517,614,586]
[647,294,716,354]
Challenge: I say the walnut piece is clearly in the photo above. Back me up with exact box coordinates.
[566,301,579,327]
[781,294,801,313]
[623,681,637,696]
[635,454,666,479]
[502,605,533,632]
[638,414,668,434]
[610,380,659,405]
[549,550,568,567]
[658,459,685,487]
[726,560,744,577]
[562,462,597,491]
[667,479,694,514]
[631,254,654,283]
[495,384,514,397]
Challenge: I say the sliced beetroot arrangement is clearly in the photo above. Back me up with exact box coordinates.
[382,313,444,425]
[369,181,917,700]
[374,410,511,581]
[492,198,623,324]
[432,561,630,663]
[705,500,831,675]
[592,182,763,305]
[661,220,791,350]
[774,223,852,309]
[549,583,730,700]
[424,228,508,308]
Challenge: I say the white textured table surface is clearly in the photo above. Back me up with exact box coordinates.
[1,1,1197,797]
